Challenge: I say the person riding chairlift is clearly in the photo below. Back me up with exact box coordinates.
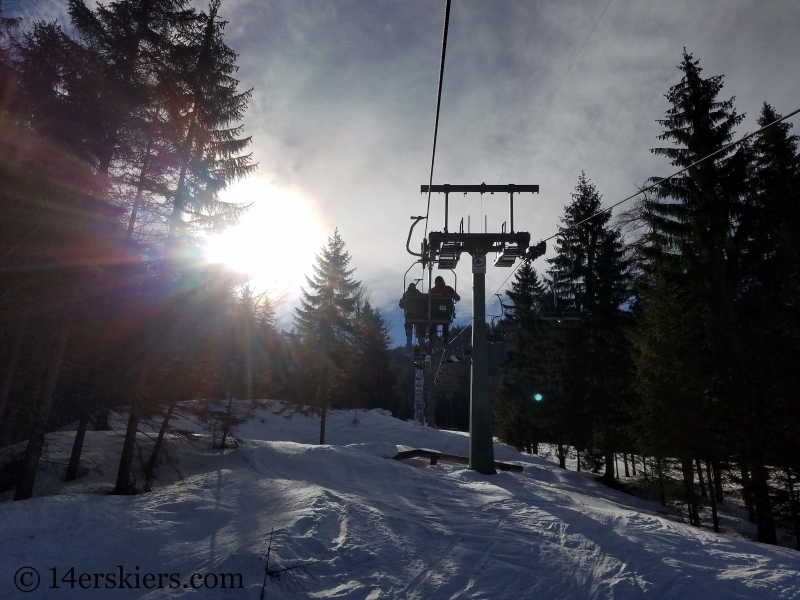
[399,283,422,354]
[399,277,460,353]
[431,275,460,344]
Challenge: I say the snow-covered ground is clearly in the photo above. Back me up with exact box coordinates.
[1,405,799,599]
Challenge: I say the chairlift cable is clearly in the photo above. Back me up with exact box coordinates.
[488,105,800,301]
[423,0,453,241]
[541,105,800,243]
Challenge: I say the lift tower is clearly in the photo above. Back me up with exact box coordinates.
[415,183,543,474]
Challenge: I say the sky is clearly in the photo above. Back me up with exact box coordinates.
[7,0,800,344]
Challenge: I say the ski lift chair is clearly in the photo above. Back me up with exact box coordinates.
[540,231,582,323]
[404,293,456,345]
[541,307,582,322]
[486,294,515,343]
[486,332,505,344]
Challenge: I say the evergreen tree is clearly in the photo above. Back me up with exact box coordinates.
[493,262,546,451]
[165,0,255,246]
[66,0,254,248]
[294,230,361,444]
[547,173,632,480]
[0,1,260,499]
[12,22,96,161]
[100,0,256,492]
[348,301,400,414]
[505,261,546,328]
[632,50,750,528]
[730,103,800,541]
[67,0,192,174]
[0,1,20,113]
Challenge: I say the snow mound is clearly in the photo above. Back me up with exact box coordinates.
[344,442,399,459]
[1,404,798,599]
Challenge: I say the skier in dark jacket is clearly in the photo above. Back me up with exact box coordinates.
[431,276,460,301]
[430,276,459,343]
[399,283,421,354]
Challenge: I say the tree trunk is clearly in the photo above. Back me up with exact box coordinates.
[696,459,707,498]
[576,449,581,472]
[0,407,18,447]
[317,367,329,445]
[113,405,140,495]
[681,457,700,526]
[94,407,111,431]
[65,410,90,482]
[319,400,327,445]
[557,444,566,469]
[656,458,666,506]
[706,460,720,533]
[631,454,637,476]
[219,396,233,449]
[126,135,154,241]
[168,118,197,240]
[0,310,28,430]
[146,402,176,472]
[14,287,78,500]
[712,460,724,502]
[643,456,648,479]
[786,469,800,551]
[750,462,777,544]
[740,463,756,523]
[623,453,630,477]
[603,448,614,480]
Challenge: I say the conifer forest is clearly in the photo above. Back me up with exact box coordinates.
[0,0,799,566]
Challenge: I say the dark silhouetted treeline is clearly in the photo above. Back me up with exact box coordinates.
[493,51,800,547]
[0,1,400,500]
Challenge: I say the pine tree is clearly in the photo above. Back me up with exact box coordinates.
[165,0,255,246]
[66,0,196,183]
[632,50,750,528]
[98,0,256,492]
[294,230,361,443]
[66,0,254,248]
[348,301,400,413]
[548,173,632,480]
[493,262,546,451]
[505,261,546,328]
[0,1,20,112]
[730,104,800,541]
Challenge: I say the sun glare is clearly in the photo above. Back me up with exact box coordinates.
[204,178,326,299]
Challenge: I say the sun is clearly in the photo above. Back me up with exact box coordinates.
[204,178,327,299]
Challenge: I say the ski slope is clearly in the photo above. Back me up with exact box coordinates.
[1,406,799,599]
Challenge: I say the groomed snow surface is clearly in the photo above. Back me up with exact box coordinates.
[1,404,799,599]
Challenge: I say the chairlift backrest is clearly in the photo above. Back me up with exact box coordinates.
[404,293,456,325]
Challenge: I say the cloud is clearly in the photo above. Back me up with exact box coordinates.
[218,0,800,343]
[14,0,800,345]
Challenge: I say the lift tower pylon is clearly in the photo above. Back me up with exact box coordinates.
[414,184,541,475]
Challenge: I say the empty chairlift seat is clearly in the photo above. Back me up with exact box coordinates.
[541,307,582,322]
